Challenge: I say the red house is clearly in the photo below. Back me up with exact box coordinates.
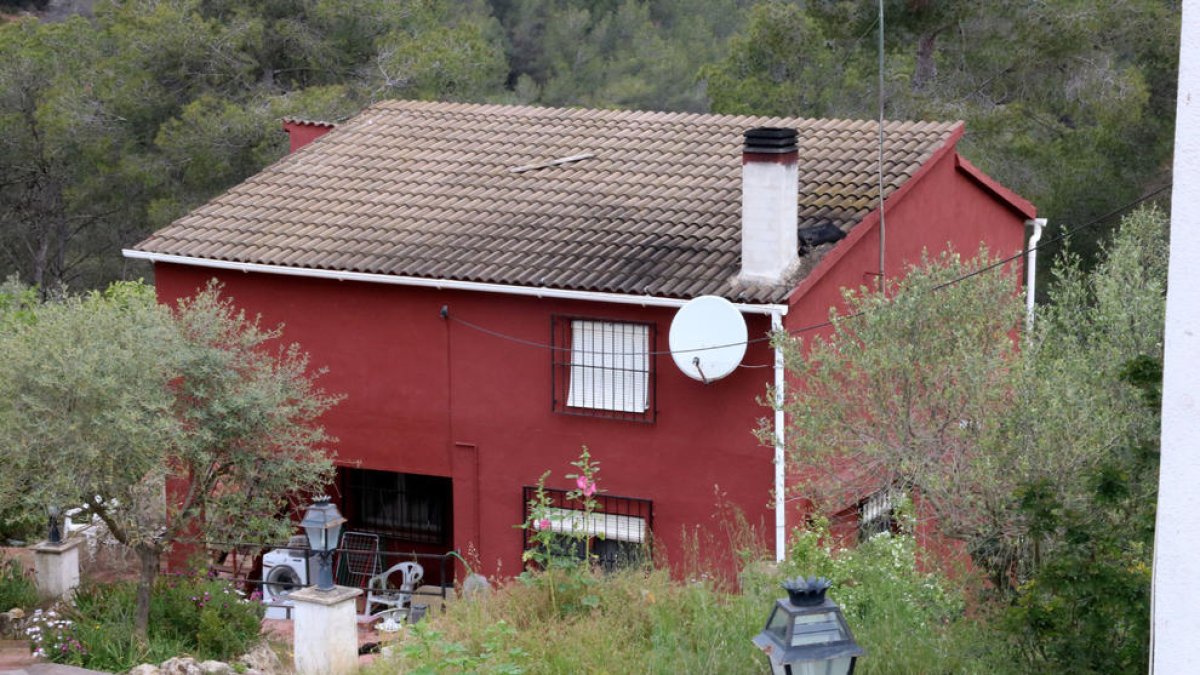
[126,100,1034,580]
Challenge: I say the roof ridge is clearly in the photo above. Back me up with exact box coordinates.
[363,98,961,130]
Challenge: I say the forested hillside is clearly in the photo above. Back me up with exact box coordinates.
[0,0,1179,291]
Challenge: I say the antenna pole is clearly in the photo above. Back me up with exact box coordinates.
[877,0,886,294]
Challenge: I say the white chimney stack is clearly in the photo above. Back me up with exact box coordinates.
[740,127,799,284]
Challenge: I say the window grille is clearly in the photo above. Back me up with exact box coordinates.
[342,468,452,545]
[551,316,656,422]
[858,487,904,541]
[522,486,653,571]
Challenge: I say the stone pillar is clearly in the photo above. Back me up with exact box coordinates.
[290,586,362,675]
[32,538,82,601]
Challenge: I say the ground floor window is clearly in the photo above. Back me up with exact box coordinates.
[339,467,452,546]
[522,486,653,570]
[858,487,904,542]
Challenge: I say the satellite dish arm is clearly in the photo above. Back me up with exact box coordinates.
[692,356,710,385]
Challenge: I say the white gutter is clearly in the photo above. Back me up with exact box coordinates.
[772,310,787,562]
[122,250,789,317]
[1025,218,1046,334]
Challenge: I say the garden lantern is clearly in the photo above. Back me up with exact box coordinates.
[300,497,345,591]
[753,577,864,675]
[47,505,62,545]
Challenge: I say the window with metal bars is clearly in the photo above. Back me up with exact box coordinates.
[340,468,452,545]
[551,316,656,422]
[857,487,904,542]
[522,486,653,571]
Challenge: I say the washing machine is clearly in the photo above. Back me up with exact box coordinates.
[262,545,312,619]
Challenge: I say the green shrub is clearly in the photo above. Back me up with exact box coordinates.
[0,504,40,545]
[380,567,769,674]
[197,590,262,657]
[782,519,1014,674]
[0,555,38,611]
[375,521,1015,674]
[30,575,263,671]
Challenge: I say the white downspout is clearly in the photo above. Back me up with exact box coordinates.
[1025,218,1046,334]
[772,310,787,562]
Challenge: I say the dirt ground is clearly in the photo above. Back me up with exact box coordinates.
[0,548,33,578]
[261,616,399,668]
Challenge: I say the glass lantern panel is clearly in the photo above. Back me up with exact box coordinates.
[304,524,325,551]
[788,656,853,675]
[328,521,343,551]
[766,606,789,641]
[790,611,847,647]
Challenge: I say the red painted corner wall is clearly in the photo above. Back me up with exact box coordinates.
[779,143,1029,555]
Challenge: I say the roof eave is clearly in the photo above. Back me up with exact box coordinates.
[784,122,968,307]
[123,249,789,316]
[954,154,1037,220]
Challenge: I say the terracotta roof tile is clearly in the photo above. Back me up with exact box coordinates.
[135,100,961,303]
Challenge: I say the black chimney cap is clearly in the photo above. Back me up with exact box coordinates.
[744,127,798,153]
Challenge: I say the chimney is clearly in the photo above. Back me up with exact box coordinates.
[282,118,336,153]
[740,127,799,284]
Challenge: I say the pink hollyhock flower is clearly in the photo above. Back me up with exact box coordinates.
[576,475,596,497]
[536,518,551,531]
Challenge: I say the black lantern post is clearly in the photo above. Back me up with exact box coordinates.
[47,505,62,545]
[300,497,346,591]
[753,577,865,675]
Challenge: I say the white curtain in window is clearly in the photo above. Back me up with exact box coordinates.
[567,320,649,412]
[535,507,647,543]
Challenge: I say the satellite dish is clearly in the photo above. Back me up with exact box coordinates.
[669,295,748,383]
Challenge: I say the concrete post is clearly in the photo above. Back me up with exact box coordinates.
[1153,1,1200,670]
[32,538,82,601]
[290,586,362,675]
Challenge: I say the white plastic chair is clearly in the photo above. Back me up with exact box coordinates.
[365,561,424,617]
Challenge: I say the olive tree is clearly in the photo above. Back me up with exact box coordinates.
[768,249,1032,588]
[771,207,1167,604]
[0,280,338,638]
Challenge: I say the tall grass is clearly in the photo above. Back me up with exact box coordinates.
[376,567,768,674]
[0,555,38,612]
[372,529,1017,675]
[383,452,1014,673]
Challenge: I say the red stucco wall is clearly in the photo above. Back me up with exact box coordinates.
[154,266,779,579]
[786,146,1028,338]
[282,121,334,154]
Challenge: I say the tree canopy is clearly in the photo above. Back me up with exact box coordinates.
[0,0,1179,291]
[0,279,339,638]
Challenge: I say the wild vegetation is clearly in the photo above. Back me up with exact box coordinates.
[776,206,1166,671]
[22,575,263,671]
[0,0,1179,290]
[0,554,38,613]
[378,451,1008,675]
